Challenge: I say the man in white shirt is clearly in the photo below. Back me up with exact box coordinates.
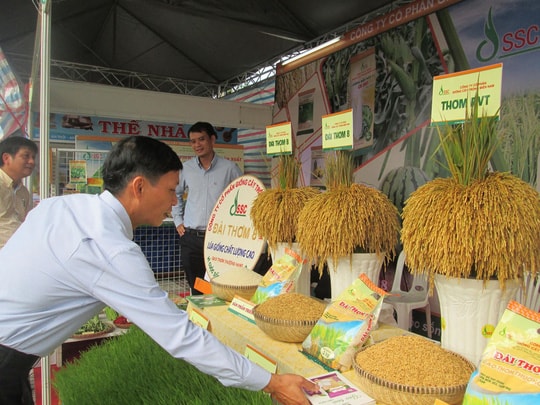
[0,136,317,405]
[0,133,37,249]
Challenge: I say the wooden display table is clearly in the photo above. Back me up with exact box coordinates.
[189,302,410,391]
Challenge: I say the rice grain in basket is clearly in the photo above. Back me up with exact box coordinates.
[353,335,475,405]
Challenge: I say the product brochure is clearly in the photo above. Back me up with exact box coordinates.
[305,372,375,405]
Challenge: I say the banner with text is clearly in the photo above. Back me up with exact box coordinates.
[204,175,266,279]
[33,112,238,144]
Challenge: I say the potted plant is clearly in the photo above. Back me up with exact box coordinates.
[296,149,400,298]
[401,96,540,365]
[250,154,320,295]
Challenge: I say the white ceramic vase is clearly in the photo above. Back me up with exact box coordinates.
[270,242,312,296]
[326,253,383,299]
[515,271,540,311]
[434,274,520,366]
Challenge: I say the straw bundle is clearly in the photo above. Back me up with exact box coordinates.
[402,172,540,290]
[250,154,319,253]
[402,93,540,290]
[297,182,400,274]
[251,186,320,253]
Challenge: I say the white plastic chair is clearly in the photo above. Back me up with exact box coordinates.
[385,251,432,338]
[515,272,540,312]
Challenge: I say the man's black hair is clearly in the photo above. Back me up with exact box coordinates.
[188,122,217,138]
[102,136,182,195]
[0,132,38,168]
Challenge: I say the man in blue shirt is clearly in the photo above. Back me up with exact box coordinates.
[0,136,317,404]
[172,122,242,294]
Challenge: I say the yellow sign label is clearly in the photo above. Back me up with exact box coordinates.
[189,307,210,330]
[431,63,503,125]
[322,109,353,151]
[266,121,292,155]
[228,296,256,324]
[244,344,278,374]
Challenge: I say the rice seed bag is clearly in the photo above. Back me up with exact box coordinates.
[302,273,388,371]
[463,300,540,404]
[251,247,305,304]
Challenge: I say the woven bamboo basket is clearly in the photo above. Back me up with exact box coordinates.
[210,280,259,301]
[353,347,475,405]
[252,306,318,343]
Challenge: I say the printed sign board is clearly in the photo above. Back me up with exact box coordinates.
[204,175,266,279]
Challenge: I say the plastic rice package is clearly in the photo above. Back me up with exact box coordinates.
[302,273,388,371]
[463,300,540,404]
[251,247,305,304]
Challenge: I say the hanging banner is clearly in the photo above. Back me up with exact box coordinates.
[310,146,325,187]
[277,0,464,75]
[297,89,315,136]
[322,109,353,151]
[266,121,292,156]
[348,48,376,150]
[0,47,27,138]
[33,112,239,144]
[431,63,503,125]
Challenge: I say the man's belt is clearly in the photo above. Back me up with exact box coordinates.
[185,228,206,238]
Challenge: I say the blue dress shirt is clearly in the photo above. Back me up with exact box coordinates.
[0,191,269,391]
[172,154,242,230]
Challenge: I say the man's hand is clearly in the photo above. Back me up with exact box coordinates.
[176,224,185,237]
[263,373,320,405]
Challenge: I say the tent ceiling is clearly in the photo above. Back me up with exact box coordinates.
[1,0,395,96]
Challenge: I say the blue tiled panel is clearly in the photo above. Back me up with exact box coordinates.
[133,222,181,273]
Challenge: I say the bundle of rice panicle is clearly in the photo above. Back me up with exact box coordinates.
[250,154,319,253]
[297,182,400,275]
[402,172,540,290]
[251,186,320,253]
[402,94,540,290]
[295,150,399,274]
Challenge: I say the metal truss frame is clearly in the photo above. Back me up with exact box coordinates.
[6,4,391,99]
